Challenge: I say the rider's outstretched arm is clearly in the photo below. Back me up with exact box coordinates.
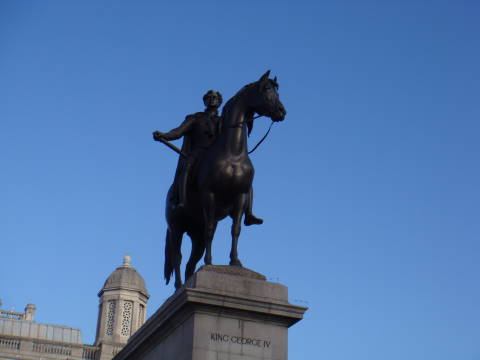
[160,115,195,141]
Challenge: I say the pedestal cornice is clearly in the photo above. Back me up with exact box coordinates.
[114,266,307,360]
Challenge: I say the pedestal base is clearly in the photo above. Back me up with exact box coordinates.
[113,266,307,360]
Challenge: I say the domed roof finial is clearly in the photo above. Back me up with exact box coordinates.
[98,254,148,298]
[123,255,132,267]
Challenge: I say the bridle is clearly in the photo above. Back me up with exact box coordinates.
[228,114,274,154]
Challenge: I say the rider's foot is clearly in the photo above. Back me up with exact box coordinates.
[244,213,263,226]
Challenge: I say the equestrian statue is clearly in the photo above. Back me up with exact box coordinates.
[153,71,286,289]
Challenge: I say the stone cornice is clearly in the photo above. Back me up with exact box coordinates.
[114,268,307,360]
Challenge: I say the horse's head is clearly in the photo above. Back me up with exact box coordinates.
[249,70,287,122]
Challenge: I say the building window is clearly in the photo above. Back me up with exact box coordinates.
[121,301,133,336]
[138,304,145,328]
[105,301,116,336]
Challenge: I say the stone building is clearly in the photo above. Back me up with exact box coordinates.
[0,256,149,360]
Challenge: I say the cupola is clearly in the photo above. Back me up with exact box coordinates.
[94,256,149,352]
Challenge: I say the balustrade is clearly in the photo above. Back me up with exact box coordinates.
[0,337,20,350]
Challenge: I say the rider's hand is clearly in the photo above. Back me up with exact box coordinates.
[153,131,165,141]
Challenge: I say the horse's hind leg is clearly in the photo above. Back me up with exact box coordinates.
[185,230,205,281]
[203,192,217,265]
[170,228,183,289]
[230,193,248,266]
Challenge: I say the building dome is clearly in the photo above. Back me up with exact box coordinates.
[98,256,149,298]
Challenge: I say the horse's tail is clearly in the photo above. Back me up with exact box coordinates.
[164,229,174,285]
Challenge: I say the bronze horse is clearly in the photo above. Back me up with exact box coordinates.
[163,71,286,289]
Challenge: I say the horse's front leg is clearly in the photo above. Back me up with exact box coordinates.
[203,191,217,265]
[230,193,248,266]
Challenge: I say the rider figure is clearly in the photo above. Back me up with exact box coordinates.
[153,90,262,226]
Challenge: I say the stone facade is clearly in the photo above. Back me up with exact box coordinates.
[0,256,148,360]
[113,265,307,360]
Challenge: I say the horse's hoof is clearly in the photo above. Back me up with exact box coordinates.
[229,259,243,267]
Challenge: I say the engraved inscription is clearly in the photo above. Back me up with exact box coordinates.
[210,333,271,348]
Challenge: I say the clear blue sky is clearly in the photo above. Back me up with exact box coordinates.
[1,1,479,359]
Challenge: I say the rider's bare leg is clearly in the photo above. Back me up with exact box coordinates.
[244,187,263,226]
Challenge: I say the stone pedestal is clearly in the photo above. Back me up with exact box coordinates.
[113,265,307,360]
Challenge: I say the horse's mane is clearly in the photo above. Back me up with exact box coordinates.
[221,82,255,114]
[221,82,257,136]
[221,77,278,119]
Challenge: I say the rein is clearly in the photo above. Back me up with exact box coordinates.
[248,119,274,154]
[228,114,274,154]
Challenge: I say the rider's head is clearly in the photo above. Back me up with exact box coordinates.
[203,90,223,109]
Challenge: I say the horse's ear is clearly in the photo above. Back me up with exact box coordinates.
[259,70,271,82]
